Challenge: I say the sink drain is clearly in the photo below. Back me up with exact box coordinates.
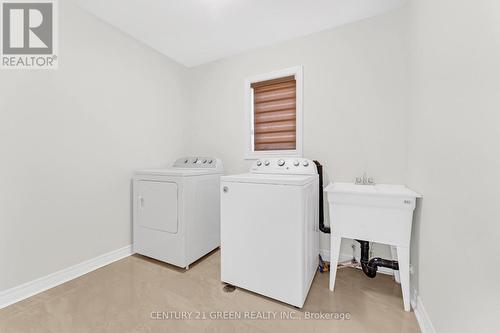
[223,284,236,293]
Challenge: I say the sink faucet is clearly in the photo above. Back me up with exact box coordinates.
[355,172,375,185]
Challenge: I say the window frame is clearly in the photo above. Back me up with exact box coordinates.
[244,66,303,160]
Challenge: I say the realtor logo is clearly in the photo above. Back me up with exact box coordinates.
[1,0,58,69]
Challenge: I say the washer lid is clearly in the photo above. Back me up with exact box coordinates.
[221,173,317,186]
[135,168,221,177]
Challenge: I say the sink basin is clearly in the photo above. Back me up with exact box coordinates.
[325,182,421,198]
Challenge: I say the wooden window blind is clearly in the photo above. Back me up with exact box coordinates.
[251,75,296,151]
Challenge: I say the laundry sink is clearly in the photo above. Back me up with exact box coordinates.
[324,182,421,209]
[324,182,421,312]
[327,182,420,196]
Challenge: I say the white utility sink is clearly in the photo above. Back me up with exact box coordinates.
[327,182,420,197]
[325,182,421,312]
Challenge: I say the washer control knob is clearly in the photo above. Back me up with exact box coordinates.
[192,157,198,163]
[202,159,207,164]
[208,159,213,164]
[256,160,262,166]
[293,160,299,167]
[184,159,188,163]
[264,160,270,166]
[303,160,309,167]
[277,159,285,167]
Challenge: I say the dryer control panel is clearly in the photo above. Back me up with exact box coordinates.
[250,158,317,175]
[173,156,223,172]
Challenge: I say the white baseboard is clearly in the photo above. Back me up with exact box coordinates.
[2,245,435,333]
[0,245,133,309]
[412,289,436,333]
[319,249,394,276]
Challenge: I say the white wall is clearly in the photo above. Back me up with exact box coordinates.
[5,3,498,330]
[184,7,409,259]
[0,0,409,294]
[0,1,187,291]
[407,0,500,331]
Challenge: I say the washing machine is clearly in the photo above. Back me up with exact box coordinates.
[220,158,319,308]
[133,156,223,268]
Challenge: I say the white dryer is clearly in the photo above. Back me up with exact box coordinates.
[220,158,319,308]
[133,157,223,268]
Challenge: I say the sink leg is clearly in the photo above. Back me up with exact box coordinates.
[391,246,401,284]
[329,235,342,291]
[397,246,411,311]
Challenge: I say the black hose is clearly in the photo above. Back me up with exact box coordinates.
[356,240,399,278]
[313,160,330,234]
[368,257,399,271]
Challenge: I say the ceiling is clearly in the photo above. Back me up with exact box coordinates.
[73,0,406,67]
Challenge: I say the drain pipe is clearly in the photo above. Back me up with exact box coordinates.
[313,160,330,234]
[356,240,399,278]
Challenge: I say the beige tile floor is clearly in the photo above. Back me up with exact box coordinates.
[0,250,420,333]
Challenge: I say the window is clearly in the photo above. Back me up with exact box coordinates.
[245,66,303,159]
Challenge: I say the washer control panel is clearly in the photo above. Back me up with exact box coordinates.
[250,158,317,175]
[173,156,222,171]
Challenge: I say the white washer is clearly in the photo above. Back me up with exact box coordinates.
[220,158,319,308]
[133,156,223,268]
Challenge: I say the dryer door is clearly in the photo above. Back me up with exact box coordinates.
[136,180,178,233]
